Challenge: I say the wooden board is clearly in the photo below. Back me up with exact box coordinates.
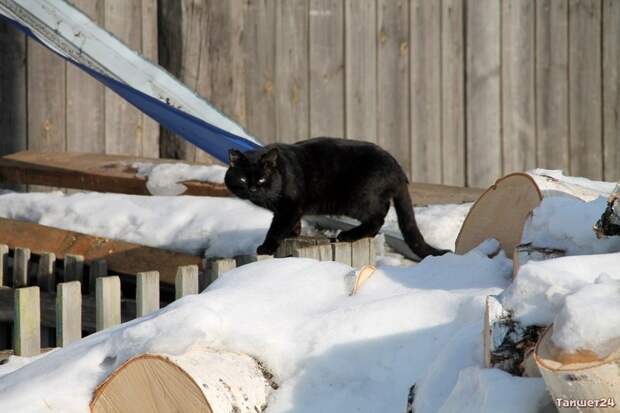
[0,151,228,197]
[0,218,202,285]
[455,173,543,256]
[0,151,483,203]
[410,0,441,183]
[603,0,620,182]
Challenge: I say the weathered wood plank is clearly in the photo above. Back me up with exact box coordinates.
[332,242,352,266]
[275,0,309,143]
[104,0,143,156]
[603,0,620,182]
[56,281,82,347]
[140,0,160,158]
[14,286,40,356]
[345,0,377,142]
[89,260,108,296]
[244,0,277,143]
[536,0,569,172]
[13,247,30,288]
[466,0,501,187]
[0,21,27,163]
[441,0,466,186]
[568,0,602,179]
[309,0,345,138]
[196,0,246,162]
[203,258,237,289]
[66,0,105,155]
[37,252,56,292]
[0,244,7,287]
[502,0,536,174]
[410,0,441,183]
[0,218,202,285]
[175,265,199,299]
[96,276,121,331]
[351,238,374,267]
[377,0,410,176]
[136,271,160,317]
[64,254,84,284]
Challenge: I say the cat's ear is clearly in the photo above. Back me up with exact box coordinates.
[261,148,278,168]
[228,149,244,167]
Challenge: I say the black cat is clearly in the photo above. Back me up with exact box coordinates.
[225,137,448,258]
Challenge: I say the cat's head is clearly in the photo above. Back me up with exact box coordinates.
[224,147,282,201]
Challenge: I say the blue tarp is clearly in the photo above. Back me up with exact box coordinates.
[1,14,261,164]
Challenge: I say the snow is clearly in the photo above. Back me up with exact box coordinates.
[529,168,616,200]
[134,162,227,195]
[0,246,526,412]
[551,275,620,358]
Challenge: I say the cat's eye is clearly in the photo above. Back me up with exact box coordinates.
[240,177,247,183]
[258,177,266,185]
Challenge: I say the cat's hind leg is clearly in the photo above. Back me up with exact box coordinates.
[337,201,389,242]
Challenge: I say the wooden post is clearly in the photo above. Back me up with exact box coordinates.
[89,260,108,295]
[96,276,121,331]
[14,286,40,356]
[0,244,7,286]
[137,271,160,317]
[13,247,30,287]
[332,242,352,266]
[56,281,82,347]
[175,265,199,300]
[351,238,375,267]
[37,252,56,292]
[64,254,84,283]
[202,259,236,291]
[293,244,333,261]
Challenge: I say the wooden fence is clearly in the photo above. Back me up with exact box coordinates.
[1,0,619,188]
[0,237,375,354]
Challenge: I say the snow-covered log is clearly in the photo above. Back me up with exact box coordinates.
[535,326,620,412]
[456,172,607,256]
[594,182,620,238]
[512,243,565,279]
[90,347,275,413]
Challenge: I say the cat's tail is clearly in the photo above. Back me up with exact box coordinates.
[393,183,449,259]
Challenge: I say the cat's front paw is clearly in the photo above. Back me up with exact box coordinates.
[257,243,277,255]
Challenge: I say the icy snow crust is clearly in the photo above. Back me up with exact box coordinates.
[134,162,228,195]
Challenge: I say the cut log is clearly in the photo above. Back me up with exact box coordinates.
[456,173,543,256]
[512,243,566,279]
[350,265,376,296]
[535,326,620,412]
[90,348,275,413]
[0,218,202,284]
[456,172,605,256]
[483,295,544,376]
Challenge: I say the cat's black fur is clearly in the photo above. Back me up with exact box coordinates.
[225,137,448,258]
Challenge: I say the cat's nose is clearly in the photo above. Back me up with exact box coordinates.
[249,186,257,192]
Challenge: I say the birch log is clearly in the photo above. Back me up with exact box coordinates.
[90,347,274,413]
[535,326,620,413]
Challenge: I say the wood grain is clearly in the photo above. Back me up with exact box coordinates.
[141,0,160,158]
[603,0,620,181]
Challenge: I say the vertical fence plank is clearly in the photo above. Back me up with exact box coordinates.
[96,276,121,331]
[104,0,143,156]
[64,254,84,284]
[89,260,108,295]
[466,0,501,187]
[0,245,7,287]
[244,0,277,143]
[351,238,373,267]
[175,265,199,299]
[196,0,246,162]
[332,242,352,266]
[603,0,620,181]
[441,0,466,186]
[136,271,160,317]
[14,286,40,356]
[140,0,160,158]
[0,21,27,168]
[203,258,237,290]
[569,0,602,179]
[66,0,105,155]
[309,0,345,138]
[13,247,30,288]
[27,39,66,192]
[377,0,410,176]
[56,281,82,347]
[345,0,377,142]
[536,0,569,172]
[37,252,56,292]
[275,0,309,143]
[410,0,441,183]
[502,0,536,174]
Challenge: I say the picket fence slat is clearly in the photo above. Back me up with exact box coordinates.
[175,265,199,299]
[37,252,56,292]
[64,254,84,284]
[14,286,40,356]
[89,260,108,295]
[56,281,82,347]
[13,247,30,288]
[136,271,160,317]
[0,244,7,287]
[96,276,121,331]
